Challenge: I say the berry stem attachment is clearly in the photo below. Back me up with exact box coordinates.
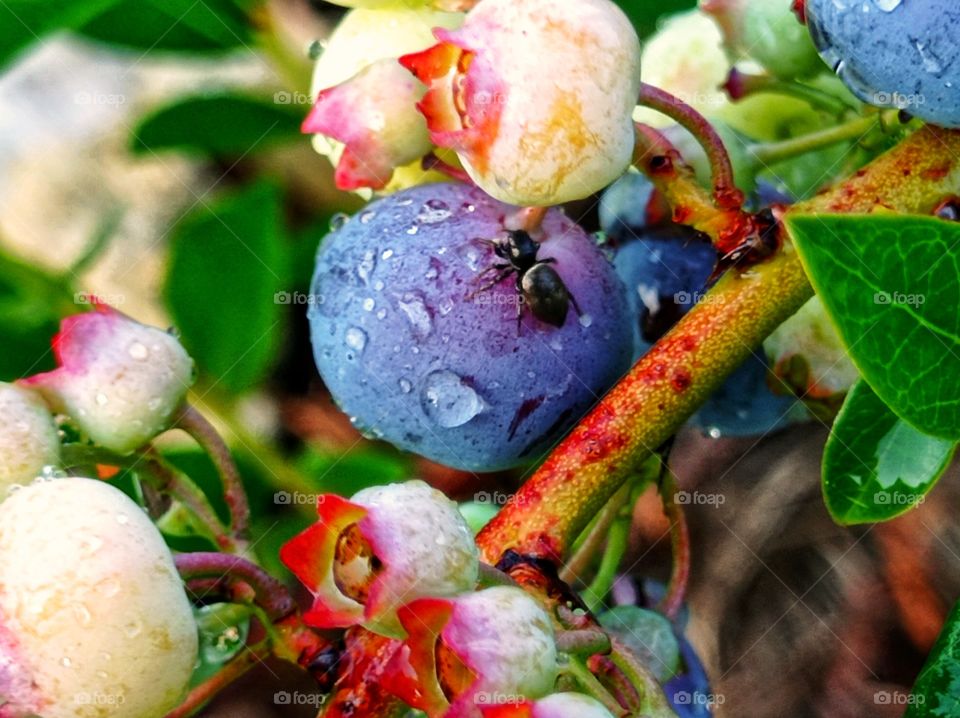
[175,552,296,621]
[749,110,902,166]
[724,68,852,115]
[583,508,631,614]
[561,481,634,584]
[656,468,690,621]
[637,82,743,210]
[505,206,550,237]
[175,404,251,544]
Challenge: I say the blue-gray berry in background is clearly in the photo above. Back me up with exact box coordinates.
[807,0,960,128]
[605,182,801,438]
[309,182,633,472]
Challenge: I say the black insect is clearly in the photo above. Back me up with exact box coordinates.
[469,229,580,332]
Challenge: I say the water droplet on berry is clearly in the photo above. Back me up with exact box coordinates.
[308,40,323,60]
[382,249,395,260]
[128,341,149,360]
[397,292,433,338]
[123,620,143,638]
[914,40,944,76]
[406,225,420,236]
[707,426,723,439]
[457,244,481,272]
[425,266,439,279]
[417,199,452,224]
[399,378,412,394]
[360,210,376,224]
[345,327,368,353]
[116,513,130,525]
[420,370,486,428]
[376,308,387,320]
[60,656,72,668]
[71,602,92,626]
[873,0,901,11]
[329,213,350,231]
[438,297,455,316]
[357,251,376,285]
[578,314,594,328]
[362,298,375,312]
[95,392,109,406]
[148,397,162,411]
[374,280,385,291]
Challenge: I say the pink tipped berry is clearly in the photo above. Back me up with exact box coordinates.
[307,6,463,192]
[0,478,197,718]
[20,302,194,455]
[401,0,641,206]
[479,693,617,718]
[0,383,59,498]
[385,586,558,718]
[280,480,479,638]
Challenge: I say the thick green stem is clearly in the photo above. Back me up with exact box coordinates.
[583,513,631,614]
[476,125,960,564]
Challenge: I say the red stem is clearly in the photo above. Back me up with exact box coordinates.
[637,82,744,210]
[657,473,691,621]
[175,552,295,621]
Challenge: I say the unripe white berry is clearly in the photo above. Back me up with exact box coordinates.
[0,383,59,499]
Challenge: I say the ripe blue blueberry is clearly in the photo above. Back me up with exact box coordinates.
[309,183,633,472]
[807,0,960,128]
[604,181,800,437]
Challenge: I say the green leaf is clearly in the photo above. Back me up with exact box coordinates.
[787,214,960,440]
[906,601,960,717]
[613,0,697,37]
[78,0,251,54]
[0,0,121,69]
[132,92,303,157]
[165,181,288,393]
[822,380,955,525]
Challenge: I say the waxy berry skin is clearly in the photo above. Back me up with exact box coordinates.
[20,303,194,455]
[0,478,197,718]
[280,480,479,638]
[402,0,642,206]
[807,0,960,128]
[308,183,633,472]
[0,383,59,499]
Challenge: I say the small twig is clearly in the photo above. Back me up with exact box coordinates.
[583,512,631,614]
[175,404,250,544]
[607,637,676,716]
[556,629,612,656]
[749,111,900,166]
[422,152,473,184]
[724,68,852,115]
[562,656,627,716]
[504,206,549,237]
[638,82,743,210]
[656,468,691,621]
[175,552,296,621]
[561,482,632,585]
[164,642,271,718]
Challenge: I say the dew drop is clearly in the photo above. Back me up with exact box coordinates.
[425,266,439,280]
[438,297,454,316]
[71,603,92,627]
[873,0,901,11]
[457,244,481,272]
[397,292,433,338]
[373,279,385,291]
[95,393,109,406]
[420,370,486,428]
[399,378,412,394]
[376,308,387,320]
[345,327,368,353]
[359,210,376,224]
[707,426,722,439]
[329,213,350,231]
[406,225,419,236]
[417,199,452,224]
[382,249,395,260]
[60,657,72,668]
[123,620,143,638]
[357,251,377,285]
[362,298,375,312]
[128,342,149,360]
[147,397,162,411]
[116,513,130,525]
[578,313,594,328]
